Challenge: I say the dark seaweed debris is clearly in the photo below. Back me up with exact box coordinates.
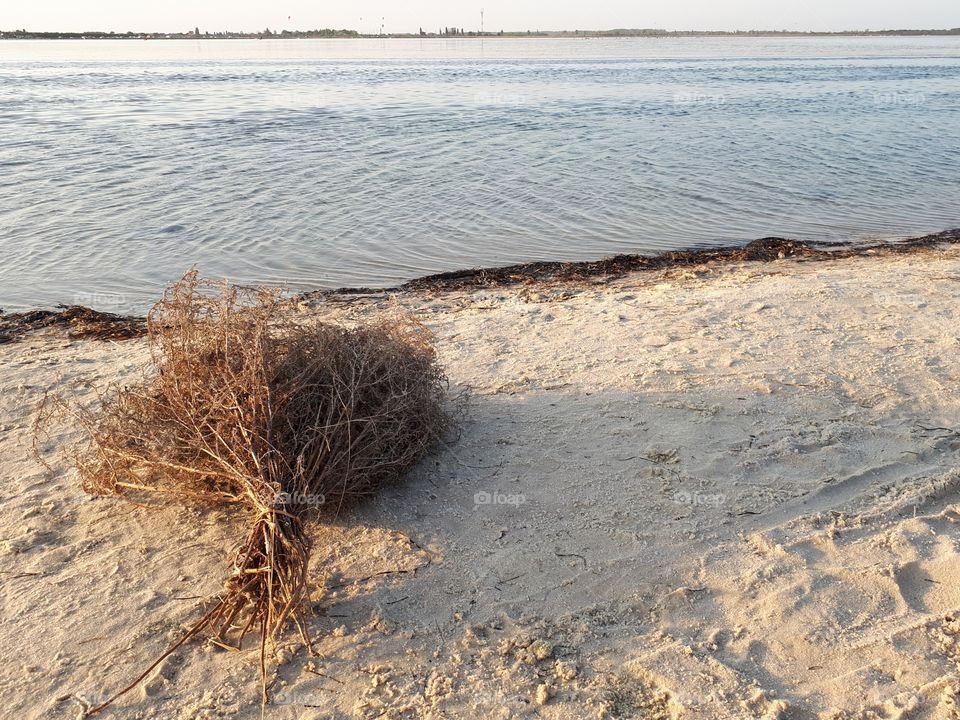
[5,229,960,343]
[314,229,960,297]
[397,230,960,292]
[399,237,823,291]
[0,305,145,344]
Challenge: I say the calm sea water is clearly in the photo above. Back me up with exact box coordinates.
[2,37,959,311]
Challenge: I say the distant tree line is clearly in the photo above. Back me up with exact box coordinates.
[587,28,960,36]
[0,28,359,40]
[469,28,960,37]
[3,27,959,41]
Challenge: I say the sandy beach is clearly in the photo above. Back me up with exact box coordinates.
[4,245,960,719]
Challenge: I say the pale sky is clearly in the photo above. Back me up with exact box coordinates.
[4,0,958,34]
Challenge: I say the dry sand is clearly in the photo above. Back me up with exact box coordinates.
[3,247,960,719]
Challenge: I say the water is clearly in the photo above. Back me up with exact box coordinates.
[2,37,959,312]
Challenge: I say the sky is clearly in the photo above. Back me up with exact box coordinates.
[4,0,958,34]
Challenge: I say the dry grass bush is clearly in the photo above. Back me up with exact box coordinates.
[69,271,449,712]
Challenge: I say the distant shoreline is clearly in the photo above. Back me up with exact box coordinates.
[3,28,960,41]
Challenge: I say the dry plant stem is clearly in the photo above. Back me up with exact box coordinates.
[65,270,449,715]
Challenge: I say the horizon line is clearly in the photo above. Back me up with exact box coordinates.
[4,26,960,39]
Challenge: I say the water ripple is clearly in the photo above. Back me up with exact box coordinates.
[1,37,960,310]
